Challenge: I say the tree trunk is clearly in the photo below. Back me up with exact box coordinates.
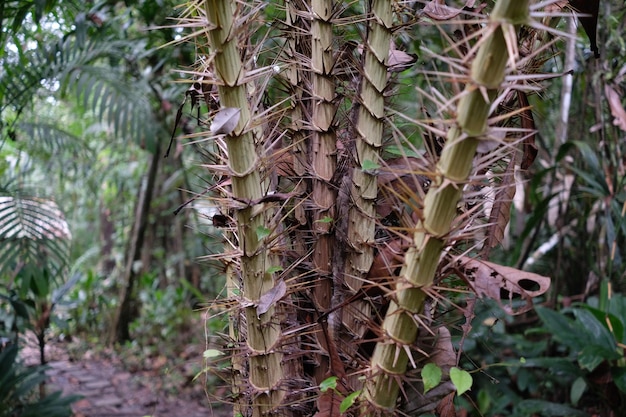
[109,145,160,344]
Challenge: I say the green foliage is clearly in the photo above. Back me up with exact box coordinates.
[462,286,626,416]
[0,345,79,417]
[0,192,71,283]
[131,273,194,342]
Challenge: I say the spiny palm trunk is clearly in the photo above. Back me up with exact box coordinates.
[203,1,286,414]
[310,0,338,383]
[365,0,530,411]
[338,0,393,390]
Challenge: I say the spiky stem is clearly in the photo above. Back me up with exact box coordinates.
[203,1,285,415]
[365,0,530,411]
[344,0,392,291]
[310,0,337,381]
[338,0,392,389]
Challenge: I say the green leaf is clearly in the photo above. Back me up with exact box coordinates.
[578,345,619,371]
[570,377,586,406]
[477,389,491,414]
[320,376,338,392]
[450,367,472,396]
[515,399,587,416]
[361,159,380,172]
[203,349,225,359]
[340,390,361,413]
[422,363,442,393]
[572,308,618,352]
[266,266,284,274]
[315,216,333,224]
[582,305,624,347]
[535,306,588,350]
[612,367,626,393]
[255,225,271,240]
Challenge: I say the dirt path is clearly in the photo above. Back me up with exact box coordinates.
[20,339,232,417]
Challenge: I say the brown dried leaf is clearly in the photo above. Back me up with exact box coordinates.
[431,327,456,370]
[256,279,286,317]
[423,0,476,20]
[485,157,516,250]
[313,390,343,417]
[210,107,241,135]
[518,91,538,170]
[377,157,430,218]
[387,47,418,73]
[605,85,626,132]
[436,392,457,417]
[458,256,551,315]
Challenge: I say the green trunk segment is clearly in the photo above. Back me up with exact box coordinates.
[203,0,284,414]
[364,0,529,411]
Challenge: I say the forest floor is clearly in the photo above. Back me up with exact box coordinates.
[20,335,232,417]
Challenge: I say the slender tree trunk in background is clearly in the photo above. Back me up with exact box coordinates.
[99,204,115,275]
[109,145,160,344]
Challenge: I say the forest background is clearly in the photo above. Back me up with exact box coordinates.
[1,0,626,416]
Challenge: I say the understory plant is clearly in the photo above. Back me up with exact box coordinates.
[165,0,591,415]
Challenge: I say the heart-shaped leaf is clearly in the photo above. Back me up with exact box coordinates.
[450,367,472,396]
[422,363,442,393]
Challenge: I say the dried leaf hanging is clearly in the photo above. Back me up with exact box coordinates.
[423,0,476,21]
[457,256,551,315]
[605,85,626,132]
[485,157,517,250]
[256,279,287,317]
[210,107,241,135]
[518,91,538,170]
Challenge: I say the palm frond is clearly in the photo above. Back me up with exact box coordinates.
[0,192,71,284]
[1,35,160,148]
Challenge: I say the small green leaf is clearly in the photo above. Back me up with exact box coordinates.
[266,266,284,274]
[477,389,491,414]
[256,225,271,240]
[450,367,472,396]
[422,363,442,393]
[315,216,333,224]
[203,349,225,359]
[340,390,361,413]
[361,159,380,172]
[320,376,338,392]
[570,377,586,405]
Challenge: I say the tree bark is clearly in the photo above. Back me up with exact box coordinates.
[109,145,160,344]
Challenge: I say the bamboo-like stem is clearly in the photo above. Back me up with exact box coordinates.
[310,0,337,382]
[203,1,285,415]
[365,0,530,411]
[344,0,392,291]
[338,0,392,389]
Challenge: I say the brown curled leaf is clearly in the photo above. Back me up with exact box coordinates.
[457,256,551,315]
[423,0,476,21]
[256,279,287,317]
